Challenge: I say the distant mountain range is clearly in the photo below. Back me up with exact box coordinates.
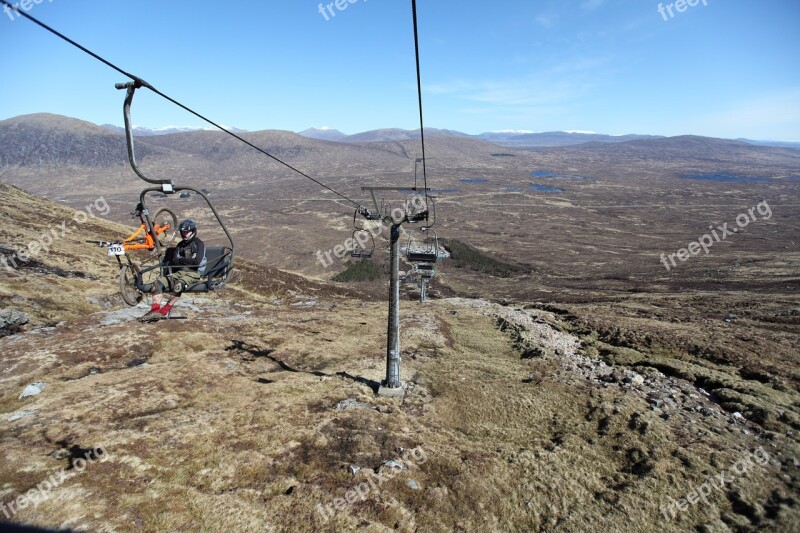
[100,124,249,137]
[297,127,347,141]
[294,127,800,150]
[4,113,799,176]
[96,121,800,150]
[295,127,661,147]
[3,112,800,217]
[475,131,663,147]
[733,138,800,149]
[299,127,800,150]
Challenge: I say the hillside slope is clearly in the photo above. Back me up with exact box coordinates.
[0,114,159,168]
[0,185,798,532]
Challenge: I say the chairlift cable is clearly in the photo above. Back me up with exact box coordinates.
[411,0,430,210]
[1,0,362,208]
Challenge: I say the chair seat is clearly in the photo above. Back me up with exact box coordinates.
[408,252,437,263]
[183,246,232,292]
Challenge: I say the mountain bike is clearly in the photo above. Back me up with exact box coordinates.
[88,204,178,306]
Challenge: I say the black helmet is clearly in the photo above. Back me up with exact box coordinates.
[179,219,197,240]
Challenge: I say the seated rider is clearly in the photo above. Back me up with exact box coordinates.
[139,219,206,321]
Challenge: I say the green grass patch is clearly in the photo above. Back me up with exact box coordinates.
[333,260,384,282]
[442,239,524,278]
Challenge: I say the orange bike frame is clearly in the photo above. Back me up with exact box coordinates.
[122,223,170,251]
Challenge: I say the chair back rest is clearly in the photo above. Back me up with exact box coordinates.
[203,247,232,278]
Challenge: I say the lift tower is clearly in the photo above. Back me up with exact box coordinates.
[359,186,431,397]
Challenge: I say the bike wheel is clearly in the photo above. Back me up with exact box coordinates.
[120,263,143,306]
[153,208,178,247]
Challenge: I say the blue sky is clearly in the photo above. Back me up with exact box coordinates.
[1,0,798,139]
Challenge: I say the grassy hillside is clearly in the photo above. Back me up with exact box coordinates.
[0,184,798,532]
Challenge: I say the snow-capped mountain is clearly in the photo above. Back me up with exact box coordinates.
[100,124,248,136]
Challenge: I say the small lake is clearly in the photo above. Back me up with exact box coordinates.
[530,184,564,193]
[532,170,588,180]
[532,170,557,178]
[680,173,770,183]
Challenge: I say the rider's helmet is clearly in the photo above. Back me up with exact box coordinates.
[179,219,197,241]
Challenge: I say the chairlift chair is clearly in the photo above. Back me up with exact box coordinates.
[351,230,375,259]
[415,262,435,279]
[117,81,235,295]
[350,209,378,259]
[406,228,438,264]
[416,262,434,303]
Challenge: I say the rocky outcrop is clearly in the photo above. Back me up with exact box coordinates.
[0,309,29,337]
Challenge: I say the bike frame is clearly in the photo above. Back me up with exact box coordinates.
[123,220,171,251]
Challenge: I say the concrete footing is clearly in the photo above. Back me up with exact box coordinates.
[377,383,406,398]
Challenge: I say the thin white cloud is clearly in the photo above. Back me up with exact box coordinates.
[468,80,582,106]
[535,13,557,28]
[550,56,612,74]
[457,107,493,115]
[424,57,610,112]
[581,0,606,11]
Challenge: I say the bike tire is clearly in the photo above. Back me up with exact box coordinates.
[120,263,143,306]
[153,208,179,247]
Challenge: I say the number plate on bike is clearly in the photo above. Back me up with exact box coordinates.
[107,244,125,256]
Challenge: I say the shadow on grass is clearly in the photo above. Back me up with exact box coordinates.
[227,340,379,392]
[335,371,380,394]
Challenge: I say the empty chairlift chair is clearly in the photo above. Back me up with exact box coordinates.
[350,209,377,259]
[406,229,438,264]
[351,230,375,259]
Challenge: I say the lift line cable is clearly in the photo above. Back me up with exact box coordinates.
[411,0,430,212]
[1,0,362,208]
